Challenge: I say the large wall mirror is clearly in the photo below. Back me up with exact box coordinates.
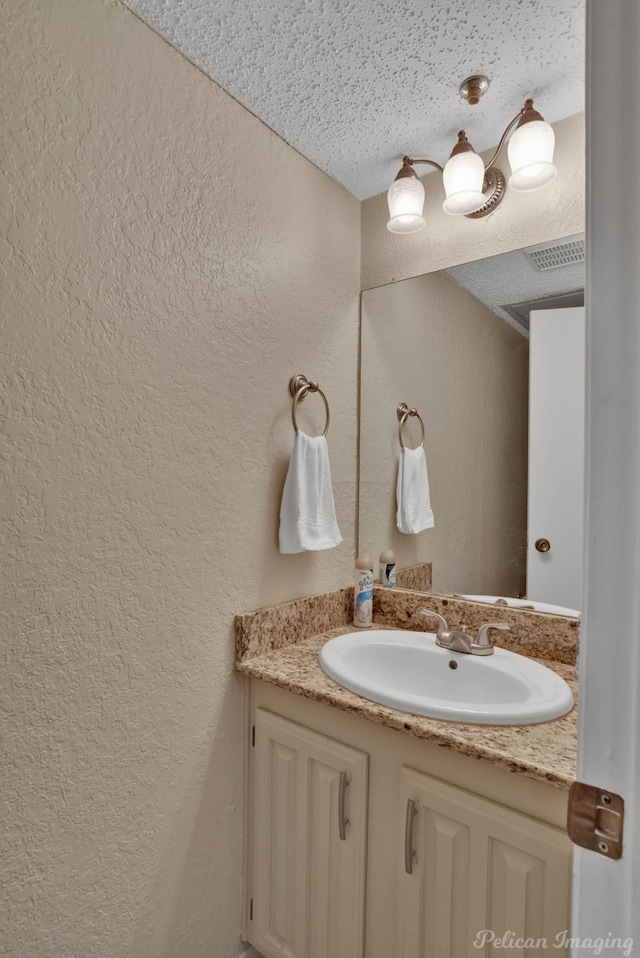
[358,234,585,616]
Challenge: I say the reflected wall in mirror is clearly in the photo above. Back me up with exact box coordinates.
[358,234,585,615]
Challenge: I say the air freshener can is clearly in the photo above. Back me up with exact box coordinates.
[354,555,373,628]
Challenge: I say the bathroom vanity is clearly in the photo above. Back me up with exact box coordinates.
[236,588,577,958]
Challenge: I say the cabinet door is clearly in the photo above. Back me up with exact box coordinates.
[250,708,368,958]
[398,766,572,958]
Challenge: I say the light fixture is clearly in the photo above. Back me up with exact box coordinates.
[442,131,487,215]
[386,158,428,233]
[386,76,558,234]
[507,99,557,192]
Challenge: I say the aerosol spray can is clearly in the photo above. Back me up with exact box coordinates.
[379,549,397,588]
[353,554,373,628]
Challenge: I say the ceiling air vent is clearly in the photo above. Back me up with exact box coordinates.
[523,236,585,272]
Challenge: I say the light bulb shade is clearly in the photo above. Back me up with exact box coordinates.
[442,150,486,215]
[387,176,426,233]
[507,120,557,192]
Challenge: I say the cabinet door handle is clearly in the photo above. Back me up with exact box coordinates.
[338,771,350,840]
[405,799,418,874]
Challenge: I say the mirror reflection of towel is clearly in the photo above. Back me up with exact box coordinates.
[279,431,343,553]
[396,446,435,535]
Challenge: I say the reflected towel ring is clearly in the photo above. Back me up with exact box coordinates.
[289,374,330,437]
[397,402,425,449]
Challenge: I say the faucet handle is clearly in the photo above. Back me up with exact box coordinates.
[419,609,449,637]
[475,622,511,648]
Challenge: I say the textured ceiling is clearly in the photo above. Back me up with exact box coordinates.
[124,0,585,200]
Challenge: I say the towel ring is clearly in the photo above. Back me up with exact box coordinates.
[397,402,425,449]
[289,374,330,437]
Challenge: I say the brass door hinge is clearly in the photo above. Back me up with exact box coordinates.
[567,781,624,859]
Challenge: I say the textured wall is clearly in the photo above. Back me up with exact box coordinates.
[360,273,529,595]
[0,2,360,956]
[361,112,585,290]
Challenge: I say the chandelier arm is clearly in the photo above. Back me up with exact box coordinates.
[409,158,445,173]
[483,111,524,171]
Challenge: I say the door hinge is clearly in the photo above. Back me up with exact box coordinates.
[249,898,253,920]
[251,725,255,747]
[567,781,624,860]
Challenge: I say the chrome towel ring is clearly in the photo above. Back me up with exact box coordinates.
[289,374,330,437]
[397,402,425,449]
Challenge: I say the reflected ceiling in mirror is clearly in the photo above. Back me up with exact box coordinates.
[444,232,584,335]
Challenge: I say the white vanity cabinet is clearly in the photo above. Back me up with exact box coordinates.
[397,767,572,957]
[249,708,368,958]
[245,681,572,958]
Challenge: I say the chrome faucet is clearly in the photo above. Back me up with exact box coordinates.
[420,610,510,656]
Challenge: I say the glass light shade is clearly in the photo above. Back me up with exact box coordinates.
[508,120,557,192]
[442,150,486,215]
[386,176,426,233]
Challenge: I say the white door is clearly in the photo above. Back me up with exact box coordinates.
[527,307,585,610]
[249,709,368,958]
[573,0,640,948]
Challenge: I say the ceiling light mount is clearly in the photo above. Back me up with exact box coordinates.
[386,95,557,234]
[459,75,490,106]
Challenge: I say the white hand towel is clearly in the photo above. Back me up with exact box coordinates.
[279,431,343,554]
[396,445,435,535]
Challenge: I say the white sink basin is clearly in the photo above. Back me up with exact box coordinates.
[319,630,574,726]
[459,594,580,618]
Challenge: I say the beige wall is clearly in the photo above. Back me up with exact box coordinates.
[360,273,529,596]
[361,112,585,290]
[1,2,360,957]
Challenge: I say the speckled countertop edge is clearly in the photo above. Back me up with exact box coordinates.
[236,587,353,661]
[394,561,433,592]
[374,587,578,665]
[235,624,578,791]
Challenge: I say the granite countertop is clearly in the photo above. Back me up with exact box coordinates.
[236,623,578,791]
